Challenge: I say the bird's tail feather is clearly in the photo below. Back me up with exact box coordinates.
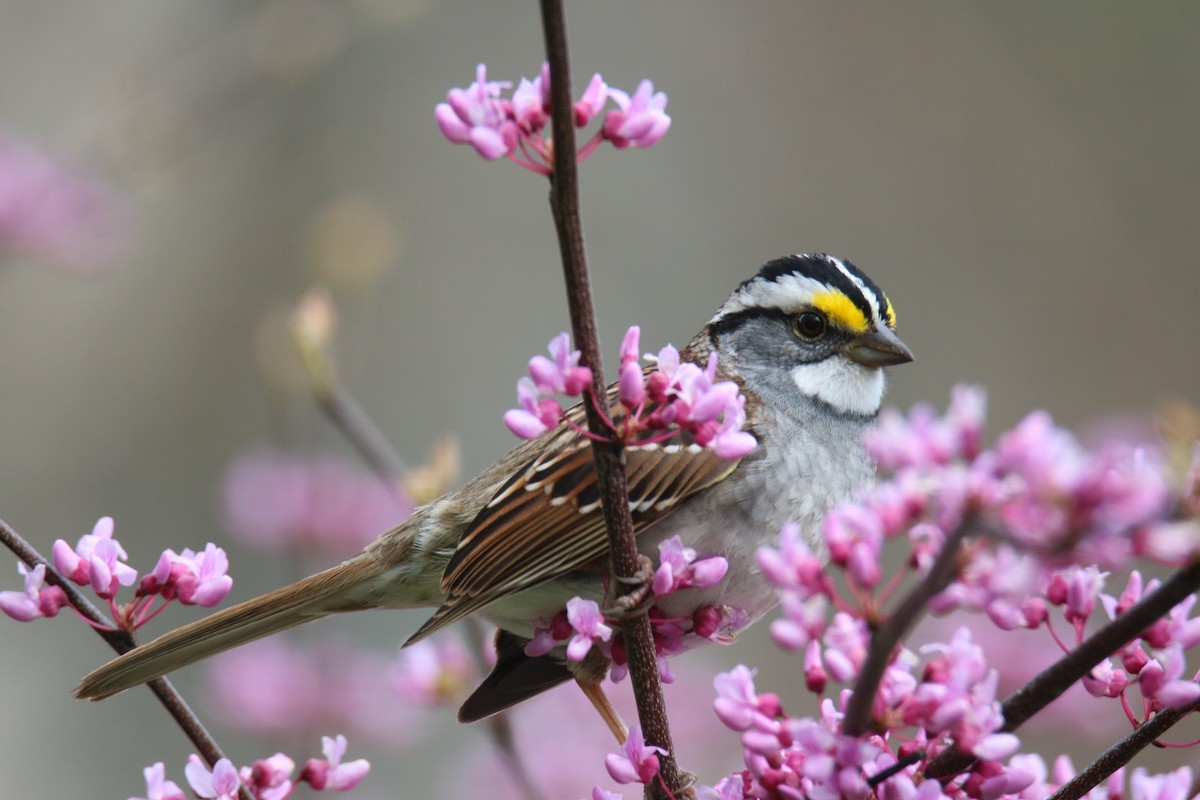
[75,554,386,701]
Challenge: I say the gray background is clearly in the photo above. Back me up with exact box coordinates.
[1,2,1198,798]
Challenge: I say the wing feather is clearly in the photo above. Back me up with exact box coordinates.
[406,433,740,644]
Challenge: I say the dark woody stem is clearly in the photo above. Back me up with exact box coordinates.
[0,519,253,800]
[538,2,685,798]
[842,517,974,737]
[1047,692,1200,800]
[925,555,1200,781]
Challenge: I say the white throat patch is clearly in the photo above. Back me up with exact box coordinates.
[790,359,885,416]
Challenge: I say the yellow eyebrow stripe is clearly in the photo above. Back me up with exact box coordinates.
[811,290,869,333]
[885,295,896,328]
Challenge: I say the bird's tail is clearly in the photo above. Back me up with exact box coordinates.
[75,552,389,701]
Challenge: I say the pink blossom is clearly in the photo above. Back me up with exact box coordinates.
[565,597,613,662]
[185,756,241,800]
[529,332,593,395]
[769,592,827,652]
[240,754,294,800]
[504,377,563,438]
[160,544,233,607]
[435,64,518,160]
[618,326,645,409]
[130,762,185,800]
[0,562,67,621]
[1138,644,1200,710]
[222,448,413,555]
[821,613,869,683]
[604,725,667,785]
[1130,766,1195,800]
[390,636,474,706]
[603,80,671,149]
[756,521,826,596]
[574,73,609,127]
[0,134,123,271]
[299,735,370,791]
[652,536,728,595]
[525,610,572,657]
[712,665,781,733]
[590,789,623,800]
[511,63,550,133]
[52,516,136,592]
[505,333,591,440]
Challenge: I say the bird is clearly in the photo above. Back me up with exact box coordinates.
[76,253,913,727]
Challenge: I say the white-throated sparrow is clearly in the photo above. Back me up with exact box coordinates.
[77,253,912,721]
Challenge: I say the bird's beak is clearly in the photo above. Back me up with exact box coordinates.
[843,326,914,367]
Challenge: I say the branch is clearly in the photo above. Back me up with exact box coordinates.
[842,517,974,737]
[925,556,1200,780]
[0,519,253,800]
[538,2,684,797]
[1048,693,1200,800]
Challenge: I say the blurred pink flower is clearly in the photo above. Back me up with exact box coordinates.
[222,448,412,556]
[389,635,475,706]
[0,562,67,621]
[206,636,428,747]
[298,735,370,792]
[0,134,123,271]
[185,756,240,800]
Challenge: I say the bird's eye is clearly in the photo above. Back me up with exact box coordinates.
[791,311,827,341]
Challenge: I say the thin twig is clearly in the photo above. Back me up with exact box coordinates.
[0,519,253,800]
[843,517,975,737]
[538,3,685,798]
[1048,693,1200,800]
[926,556,1200,780]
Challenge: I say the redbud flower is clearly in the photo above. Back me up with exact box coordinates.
[603,80,671,149]
[0,562,67,621]
[435,64,518,160]
[1138,644,1200,710]
[652,536,729,595]
[506,333,591,439]
[52,516,136,593]
[618,326,645,409]
[130,762,185,800]
[164,544,233,607]
[0,133,123,271]
[299,735,370,791]
[390,636,474,706]
[1130,766,1194,800]
[713,665,780,733]
[604,725,667,785]
[574,73,609,127]
[565,597,613,662]
[240,754,295,800]
[589,788,623,800]
[222,448,413,555]
[185,756,241,800]
[511,64,550,133]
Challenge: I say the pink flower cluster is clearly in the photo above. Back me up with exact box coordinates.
[526,536,735,685]
[505,328,756,461]
[0,133,123,271]
[222,448,414,557]
[0,517,232,630]
[436,64,669,173]
[131,736,368,800]
[732,385,1200,798]
[205,633,474,746]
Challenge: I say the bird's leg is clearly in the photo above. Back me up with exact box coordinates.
[602,553,656,620]
[576,678,628,743]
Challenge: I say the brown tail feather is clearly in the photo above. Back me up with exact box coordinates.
[75,555,386,701]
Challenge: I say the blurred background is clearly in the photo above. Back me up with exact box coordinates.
[1,2,1198,798]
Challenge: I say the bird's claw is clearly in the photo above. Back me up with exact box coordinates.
[603,554,656,620]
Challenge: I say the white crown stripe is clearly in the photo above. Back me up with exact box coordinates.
[824,255,886,328]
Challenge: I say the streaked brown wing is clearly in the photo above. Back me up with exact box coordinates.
[405,436,740,644]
